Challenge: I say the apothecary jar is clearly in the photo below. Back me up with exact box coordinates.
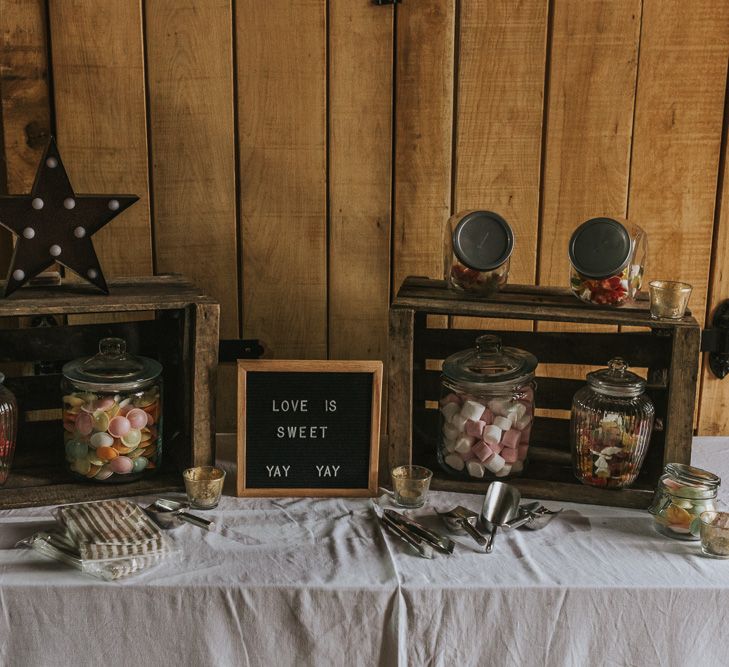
[62,338,163,483]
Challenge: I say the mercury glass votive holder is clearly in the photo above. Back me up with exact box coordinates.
[700,511,729,559]
[390,465,433,508]
[183,466,226,509]
[649,280,692,319]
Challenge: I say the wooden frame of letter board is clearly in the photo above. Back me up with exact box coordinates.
[388,277,701,509]
[236,360,382,497]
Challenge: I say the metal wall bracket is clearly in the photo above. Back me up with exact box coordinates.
[218,339,264,363]
[702,299,729,378]
[373,0,401,5]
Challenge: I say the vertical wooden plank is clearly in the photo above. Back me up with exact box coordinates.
[0,0,51,271]
[49,0,153,279]
[328,0,392,362]
[626,1,729,435]
[144,0,239,431]
[191,301,220,466]
[451,0,548,331]
[666,326,700,463]
[145,0,238,338]
[392,0,455,292]
[537,0,641,380]
[387,307,414,484]
[629,0,729,329]
[700,98,729,435]
[539,0,640,287]
[237,0,327,358]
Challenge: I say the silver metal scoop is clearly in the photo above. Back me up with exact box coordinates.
[145,498,215,531]
[437,506,487,547]
[480,482,521,553]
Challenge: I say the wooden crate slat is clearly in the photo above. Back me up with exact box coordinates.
[414,327,672,368]
[395,277,697,329]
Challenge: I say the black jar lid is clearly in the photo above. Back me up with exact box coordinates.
[452,211,514,272]
[569,217,632,278]
[586,357,646,398]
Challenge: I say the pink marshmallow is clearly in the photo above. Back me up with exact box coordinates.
[465,419,485,438]
[502,447,518,464]
[490,441,504,455]
[519,425,532,445]
[459,449,476,462]
[517,444,529,461]
[501,428,521,449]
[472,441,494,463]
[480,409,494,426]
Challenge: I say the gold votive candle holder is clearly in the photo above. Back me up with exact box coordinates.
[390,465,432,508]
[183,466,226,509]
[649,280,692,319]
[700,511,729,559]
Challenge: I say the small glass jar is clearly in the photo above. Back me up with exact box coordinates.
[61,338,163,483]
[568,217,647,306]
[444,210,514,295]
[438,335,537,480]
[0,375,18,485]
[648,463,720,540]
[570,358,654,489]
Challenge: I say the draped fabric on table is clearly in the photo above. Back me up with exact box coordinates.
[1,438,729,666]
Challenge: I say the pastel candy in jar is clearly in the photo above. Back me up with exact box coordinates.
[438,334,537,480]
[62,337,163,483]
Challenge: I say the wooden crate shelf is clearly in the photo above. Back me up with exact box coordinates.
[388,277,701,509]
[0,275,219,509]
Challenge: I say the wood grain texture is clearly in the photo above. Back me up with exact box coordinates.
[539,0,640,275]
[451,0,548,330]
[237,0,327,358]
[454,0,547,286]
[700,85,729,434]
[328,0,392,362]
[48,0,153,279]
[628,0,729,327]
[0,0,50,195]
[145,0,238,338]
[392,0,455,291]
[627,1,729,435]
[537,0,641,378]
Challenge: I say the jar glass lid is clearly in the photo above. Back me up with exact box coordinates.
[569,217,632,278]
[442,334,537,388]
[452,211,514,272]
[586,357,645,397]
[664,463,720,490]
[62,337,162,392]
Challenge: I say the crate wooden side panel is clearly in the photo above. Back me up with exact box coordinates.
[0,276,218,509]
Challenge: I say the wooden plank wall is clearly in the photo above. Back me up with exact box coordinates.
[1,0,729,434]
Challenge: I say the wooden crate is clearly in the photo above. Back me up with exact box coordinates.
[388,277,701,509]
[0,275,219,509]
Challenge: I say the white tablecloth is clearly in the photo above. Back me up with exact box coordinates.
[2,438,729,667]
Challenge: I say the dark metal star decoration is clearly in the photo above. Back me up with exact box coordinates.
[0,137,138,296]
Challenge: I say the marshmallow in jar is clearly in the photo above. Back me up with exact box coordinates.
[438,334,537,480]
[62,337,163,483]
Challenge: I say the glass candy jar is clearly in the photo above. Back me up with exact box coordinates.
[444,210,514,295]
[568,217,647,306]
[62,338,163,483]
[570,358,654,489]
[0,375,18,485]
[438,335,537,480]
[648,464,720,540]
